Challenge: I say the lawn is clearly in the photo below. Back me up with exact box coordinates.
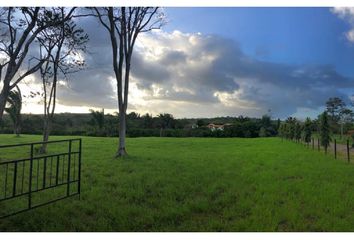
[0,134,354,231]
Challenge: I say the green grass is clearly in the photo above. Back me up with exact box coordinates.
[1,134,354,231]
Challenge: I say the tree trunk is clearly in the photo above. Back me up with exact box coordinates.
[0,83,10,120]
[40,119,51,154]
[14,123,20,137]
[117,111,127,157]
[160,128,163,137]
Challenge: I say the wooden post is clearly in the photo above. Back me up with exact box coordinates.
[318,138,320,151]
[334,139,337,159]
[347,139,350,163]
[312,138,314,150]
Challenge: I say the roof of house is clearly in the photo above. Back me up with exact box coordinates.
[207,123,225,128]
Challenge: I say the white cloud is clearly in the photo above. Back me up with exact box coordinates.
[18,15,354,119]
[332,7,354,42]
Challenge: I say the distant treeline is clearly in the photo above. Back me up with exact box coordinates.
[0,112,280,138]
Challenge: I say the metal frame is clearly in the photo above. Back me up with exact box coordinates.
[0,138,82,219]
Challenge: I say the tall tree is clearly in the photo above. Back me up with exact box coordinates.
[278,122,286,139]
[294,121,302,142]
[37,12,88,153]
[319,111,331,154]
[142,113,153,128]
[302,117,312,144]
[4,86,22,136]
[157,113,174,137]
[0,7,76,120]
[276,118,281,133]
[339,108,354,139]
[325,97,346,132]
[94,7,164,156]
[285,117,296,140]
[326,97,345,121]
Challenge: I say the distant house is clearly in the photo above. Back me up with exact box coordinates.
[207,123,225,131]
[207,123,233,131]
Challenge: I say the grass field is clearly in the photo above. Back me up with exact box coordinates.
[0,134,354,231]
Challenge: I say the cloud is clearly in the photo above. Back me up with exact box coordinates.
[124,30,353,118]
[332,7,354,42]
[18,15,354,119]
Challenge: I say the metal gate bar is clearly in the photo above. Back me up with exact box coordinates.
[0,138,82,219]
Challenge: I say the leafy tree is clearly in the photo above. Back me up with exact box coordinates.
[258,114,276,137]
[90,109,105,130]
[319,111,331,154]
[326,97,345,122]
[196,119,205,127]
[294,121,302,142]
[285,117,296,140]
[4,86,22,136]
[261,114,271,128]
[157,113,175,137]
[0,7,76,120]
[38,14,88,153]
[302,117,312,144]
[127,112,140,120]
[325,97,346,133]
[142,113,153,128]
[339,108,354,139]
[278,122,286,139]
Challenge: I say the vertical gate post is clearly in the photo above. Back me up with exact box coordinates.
[28,144,34,209]
[78,139,82,195]
[347,139,350,163]
[334,139,337,159]
[12,162,17,197]
[67,140,72,196]
[0,138,82,219]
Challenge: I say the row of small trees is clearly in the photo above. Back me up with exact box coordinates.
[278,112,331,153]
[89,109,176,137]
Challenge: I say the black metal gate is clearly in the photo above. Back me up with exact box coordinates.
[0,138,82,219]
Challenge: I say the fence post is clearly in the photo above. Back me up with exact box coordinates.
[67,140,72,196]
[347,139,350,163]
[312,138,314,150]
[78,139,82,196]
[28,144,34,209]
[318,138,320,151]
[334,139,337,159]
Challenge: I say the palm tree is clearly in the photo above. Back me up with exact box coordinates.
[157,113,174,137]
[5,86,22,137]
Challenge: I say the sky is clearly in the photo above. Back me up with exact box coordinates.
[16,7,354,119]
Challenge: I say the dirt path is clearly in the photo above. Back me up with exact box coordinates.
[304,138,354,161]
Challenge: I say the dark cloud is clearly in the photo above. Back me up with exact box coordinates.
[20,14,354,118]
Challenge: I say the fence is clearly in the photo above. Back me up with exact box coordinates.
[0,139,82,219]
[289,137,352,163]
